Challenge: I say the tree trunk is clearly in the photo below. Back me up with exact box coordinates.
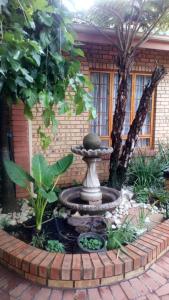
[108,54,131,188]
[0,96,17,212]
[117,66,166,183]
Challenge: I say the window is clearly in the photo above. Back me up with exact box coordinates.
[91,71,155,148]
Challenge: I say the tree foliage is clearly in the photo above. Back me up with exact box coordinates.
[0,0,95,148]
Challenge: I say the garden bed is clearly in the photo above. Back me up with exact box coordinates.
[0,219,169,288]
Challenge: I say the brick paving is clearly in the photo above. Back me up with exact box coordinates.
[1,252,169,299]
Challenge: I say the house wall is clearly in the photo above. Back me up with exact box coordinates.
[13,44,169,196]
[12,103,30,198]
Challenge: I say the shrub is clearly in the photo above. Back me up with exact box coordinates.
[46,240,65,253]
[127,149,166,203]
[107,218,137,250]
[79,237,103,251]
[31,232,47,249]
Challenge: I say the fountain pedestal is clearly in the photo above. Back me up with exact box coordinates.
[59,143,121,214]
[81,157,102,205]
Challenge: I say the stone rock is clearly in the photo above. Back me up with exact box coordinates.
[68,215,107,234]
[105,212,113,219]
[9,219,17,226]
[121,188,134,201]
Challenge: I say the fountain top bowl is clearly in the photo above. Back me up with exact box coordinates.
[71,145,113,158]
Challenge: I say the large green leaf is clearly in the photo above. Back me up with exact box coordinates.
[38,187,57,203]
[49,154,73,178]
[32,154,48,186]
[4,160,33,188]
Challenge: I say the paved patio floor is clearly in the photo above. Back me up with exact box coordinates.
[1,252,169,299]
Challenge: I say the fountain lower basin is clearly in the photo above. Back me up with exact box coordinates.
[59,186,121,214]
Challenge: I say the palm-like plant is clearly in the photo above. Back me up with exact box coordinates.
[4,153,73,231]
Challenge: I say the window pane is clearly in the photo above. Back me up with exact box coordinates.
[135,75,152,135]
[136,138,150,147]
[113,74,132,135]
[91,72,109,136]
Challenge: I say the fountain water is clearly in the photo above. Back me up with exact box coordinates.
[60,134,121,214]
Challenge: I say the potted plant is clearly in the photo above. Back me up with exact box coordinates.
[77,232,106,253]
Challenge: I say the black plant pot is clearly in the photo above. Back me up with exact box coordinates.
[77,232,106,253]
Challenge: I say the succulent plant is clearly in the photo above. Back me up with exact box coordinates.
[83,133,101,150]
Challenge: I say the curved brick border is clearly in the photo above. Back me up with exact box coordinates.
[0,220,169,288]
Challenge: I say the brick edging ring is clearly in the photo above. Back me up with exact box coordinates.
[0,220,169,288]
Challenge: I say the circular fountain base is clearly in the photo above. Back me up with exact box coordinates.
[59,186,121,214]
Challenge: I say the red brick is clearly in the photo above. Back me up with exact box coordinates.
[88,288,102,300]
[136,239,157,259]
[0,235,15,249]
[30,251,48,275]
[147,295,160,300]
[120,281,139,299]
[32,287,51,300]
[110,284,128,300]
[151,262,169,278]
[63,290,75,300]
[126,244,148,266]
[50,253,64,280]
[115,250,133,273]
[150,231,168,248]
[107,251,123,275]
[156,283,169,296]
[3,239,24,261]
[50,290,63,300]
[139,236,160,256]
[72,254,81,280]
[74,290,87,300]
[98,252,114,277]
[10,244,28,266]
[15,246,35,269]
[147,269,167,285]
[90,253,104,279]
[99,286,114,300]
[133,240,153,262]
[129,277,149,296]
[9,282,30,298]
[122,247,141,270]
[144,233,165,251]
[38,253,55,278]
[22,249,41,273]
[82,254,93,280]
[139,273,161,292]
[61,254,72,280]
[0,238,20,259]
[19,285,41,300]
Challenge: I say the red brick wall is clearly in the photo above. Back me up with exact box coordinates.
[30,44,169,187]
[12,103,30,198]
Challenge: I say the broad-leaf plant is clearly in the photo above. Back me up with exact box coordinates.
[4,154,73,231]
[0,0,95,147]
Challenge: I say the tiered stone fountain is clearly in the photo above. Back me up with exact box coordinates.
[60,133,121,214]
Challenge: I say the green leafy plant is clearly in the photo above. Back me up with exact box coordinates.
[0,0,95,148]
[79,237,103,251]
[127,152,165,203]
[137,207,150,229]
[31,232,47,249]
[46,240,65,253]
[4,153,73,231]
[107,218,137,250]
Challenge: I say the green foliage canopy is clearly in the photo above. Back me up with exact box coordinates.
[0,0,95,147]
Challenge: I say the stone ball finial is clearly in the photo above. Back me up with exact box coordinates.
[83,133,101,150]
